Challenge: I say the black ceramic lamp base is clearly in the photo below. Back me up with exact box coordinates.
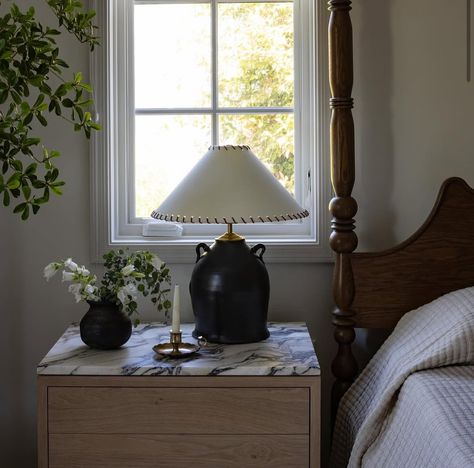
[190,230,270,344]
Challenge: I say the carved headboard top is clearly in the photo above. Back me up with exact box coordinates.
[351,177,474,328]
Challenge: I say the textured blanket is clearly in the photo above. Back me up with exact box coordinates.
[363,365,474,467]
[330,286,474,468]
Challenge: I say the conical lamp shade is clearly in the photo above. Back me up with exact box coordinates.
[151,145,308,224]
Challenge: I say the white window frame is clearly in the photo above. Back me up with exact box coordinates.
[90,0,332,263]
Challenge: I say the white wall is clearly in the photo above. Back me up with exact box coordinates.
[0,0,473,466]
[353,0,474,251]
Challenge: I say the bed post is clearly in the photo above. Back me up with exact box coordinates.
[328,0,358,420]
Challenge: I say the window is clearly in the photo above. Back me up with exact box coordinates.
[91,0,331,263]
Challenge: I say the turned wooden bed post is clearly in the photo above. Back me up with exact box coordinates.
[328,0,358,419]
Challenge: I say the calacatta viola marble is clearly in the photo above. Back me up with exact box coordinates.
[37,322,319,376]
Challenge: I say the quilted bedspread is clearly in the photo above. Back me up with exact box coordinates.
[363,365,474,467]
[331,287,474,468]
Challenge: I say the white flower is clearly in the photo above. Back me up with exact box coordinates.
[64,258,78,272]
[84,284,99,301]
[68,283,83,303]
[121,264,135,277]
[117,283,138,306]
[43,262,60,281]
[77,266,90,276]
[151,255,163,270]
[62,271,75,282]
[84,284,95,295]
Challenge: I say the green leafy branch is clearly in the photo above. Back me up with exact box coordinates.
[101,250,172,327]
[0,1,100,219]
[46,0,99,50]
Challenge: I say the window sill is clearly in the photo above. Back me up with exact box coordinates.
[94,236,333,264]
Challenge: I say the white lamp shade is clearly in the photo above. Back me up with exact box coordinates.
[151,145,309,224]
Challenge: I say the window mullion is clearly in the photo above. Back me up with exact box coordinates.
[211,0,219,145]
[134,107,293,115]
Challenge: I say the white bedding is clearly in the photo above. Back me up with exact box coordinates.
[331,287,474,468]
[363,365,474,468]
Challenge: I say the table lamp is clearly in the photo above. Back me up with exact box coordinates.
[151,145,309,343]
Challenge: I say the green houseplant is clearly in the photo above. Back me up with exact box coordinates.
[0,0,99,219]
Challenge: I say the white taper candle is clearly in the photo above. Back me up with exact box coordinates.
[171,285,180,333]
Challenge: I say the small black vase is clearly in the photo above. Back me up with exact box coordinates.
[80,301,132,350]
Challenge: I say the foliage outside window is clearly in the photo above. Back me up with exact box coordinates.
[134,1,295,219]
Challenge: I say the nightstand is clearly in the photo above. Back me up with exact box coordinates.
[37,322,320,468]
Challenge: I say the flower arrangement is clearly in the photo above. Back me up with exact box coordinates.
[44,249,172,325]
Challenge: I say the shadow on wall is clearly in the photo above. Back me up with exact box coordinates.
[353,0,397,253]
[0,219,30,467]
[351,0,397,382]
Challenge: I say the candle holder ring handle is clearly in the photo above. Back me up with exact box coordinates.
[197,335,208,347]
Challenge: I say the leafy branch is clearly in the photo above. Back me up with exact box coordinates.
[0,1,100,219]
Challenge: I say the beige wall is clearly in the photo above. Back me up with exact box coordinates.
[353,0,474,252]
[0,0,473,466]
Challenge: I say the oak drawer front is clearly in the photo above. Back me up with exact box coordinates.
[49,434,309,468]
[49,387,309,435]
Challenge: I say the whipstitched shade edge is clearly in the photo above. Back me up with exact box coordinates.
[150,209,310,224]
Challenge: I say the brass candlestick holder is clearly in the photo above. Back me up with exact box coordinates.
[153,330,200,358]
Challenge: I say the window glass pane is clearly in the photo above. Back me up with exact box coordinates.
[219,113,295,194]
[218,2,294,108]
[134,4,211,108]
[135,115,212,218]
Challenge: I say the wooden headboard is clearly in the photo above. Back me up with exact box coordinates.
[327,0,474,414]
[351,178,474,329]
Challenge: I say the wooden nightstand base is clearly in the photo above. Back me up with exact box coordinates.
[38,376,320,468]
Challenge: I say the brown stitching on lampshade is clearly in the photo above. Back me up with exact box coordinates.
[281,215,287,221]
[240,217,247,224]
[232,217,237,223]
[198,217,202,224]
[258,216,265,223]
[214,217,218,223]
[223,217,228,224]
[250,217,255,223]
[209,144,251,151]
[266,216,272,222]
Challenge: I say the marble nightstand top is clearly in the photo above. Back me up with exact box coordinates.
[37,322,320,377]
